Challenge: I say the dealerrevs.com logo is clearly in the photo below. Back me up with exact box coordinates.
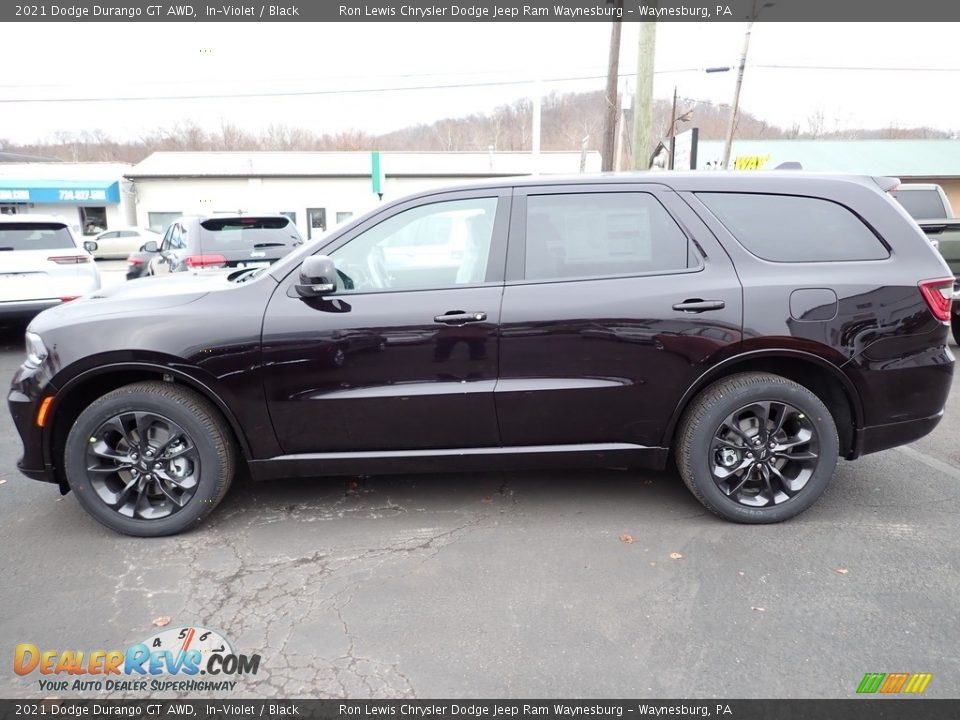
[14,626,261,693]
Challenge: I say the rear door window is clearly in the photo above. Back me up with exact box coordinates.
[0,223,75,251]
[523,192,695,281]
[697,193,889,262]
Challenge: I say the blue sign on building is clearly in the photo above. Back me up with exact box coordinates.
[0,179,120,204]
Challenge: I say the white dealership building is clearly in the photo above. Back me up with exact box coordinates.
[125,151,603,240]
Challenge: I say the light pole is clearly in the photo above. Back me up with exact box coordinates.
[720,2,774,170]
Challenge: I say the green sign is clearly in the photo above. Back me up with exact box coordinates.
[371,151,384,198]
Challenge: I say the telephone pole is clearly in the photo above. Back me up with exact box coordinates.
[632,21,657,170]
[601,1,623,172]
[721,21,753,170]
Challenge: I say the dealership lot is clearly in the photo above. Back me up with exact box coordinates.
[1,320,958,699]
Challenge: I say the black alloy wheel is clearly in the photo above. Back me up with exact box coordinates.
[64,381,235,536]
[676,372,839,523]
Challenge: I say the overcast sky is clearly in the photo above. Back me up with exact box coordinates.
[2,22,958,143]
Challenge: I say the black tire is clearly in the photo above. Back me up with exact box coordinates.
[951,314,960,346]
[63,381,236,537]
[675,372,839,524]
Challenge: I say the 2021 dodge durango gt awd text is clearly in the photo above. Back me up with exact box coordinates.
[8,173,955,536]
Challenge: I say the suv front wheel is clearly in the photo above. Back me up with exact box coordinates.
[676,372,839,523]
[63,381,236,536]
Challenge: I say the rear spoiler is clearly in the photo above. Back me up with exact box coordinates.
[872,176,900,193]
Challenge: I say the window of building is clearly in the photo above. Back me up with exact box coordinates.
[307,208,327,240]
[524,192,694,281]
[280,211,297,225]
[336,211,354,225]
[697,193,889,262]
[79,207,107,236]
[148,212,182,234]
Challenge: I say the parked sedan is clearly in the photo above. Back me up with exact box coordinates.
[89,227,161,260]
[0,215,100,320]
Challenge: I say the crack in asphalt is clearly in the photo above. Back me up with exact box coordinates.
[59,477,520,700]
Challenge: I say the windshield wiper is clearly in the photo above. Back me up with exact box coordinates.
[253,242,285,248]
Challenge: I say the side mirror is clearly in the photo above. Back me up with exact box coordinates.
[83,240,98,253]
[296,255,338,298]
[142,240,159,253]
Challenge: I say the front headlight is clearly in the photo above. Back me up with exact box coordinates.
[24,331,48,369]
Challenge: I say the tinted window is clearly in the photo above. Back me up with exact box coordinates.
[330,197,498,293]
[891,188,947,220]
[697,193,888,262]
[524,192,693,281]
[198,217,301,251]
[0,223,75,251]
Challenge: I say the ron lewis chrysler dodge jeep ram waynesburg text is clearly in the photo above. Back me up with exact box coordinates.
[8,173,955,536]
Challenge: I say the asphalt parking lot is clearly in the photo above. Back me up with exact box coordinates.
[0,300,958,699]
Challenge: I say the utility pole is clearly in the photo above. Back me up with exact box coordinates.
[632,21,657,170]
[721,21,753,170]
[601,1,623,172]
[668,86,677,170]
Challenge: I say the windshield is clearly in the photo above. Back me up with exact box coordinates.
[198,217,302,251]
[0,223,75,251]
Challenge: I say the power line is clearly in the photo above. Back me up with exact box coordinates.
[3,64,959,105]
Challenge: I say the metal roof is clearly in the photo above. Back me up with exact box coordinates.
[125,151,602,179]
[696,139,960,177]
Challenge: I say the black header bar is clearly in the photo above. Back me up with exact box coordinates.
[6,0,960,22]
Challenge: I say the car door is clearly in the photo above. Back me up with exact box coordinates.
[94,230,119,257]
[495,183,743,450]
[153,222,187,275]
[261,189,510,454]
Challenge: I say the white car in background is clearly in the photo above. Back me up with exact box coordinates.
[88,226,161,260]
[0,216,101,321]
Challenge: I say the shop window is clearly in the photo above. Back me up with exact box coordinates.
[336,211,354,225]
[80,207,107,236]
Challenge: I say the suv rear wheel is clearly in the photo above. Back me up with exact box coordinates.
[676,372,839,523]
[63,381,236,536]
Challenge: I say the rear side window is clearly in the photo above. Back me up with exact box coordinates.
[524,192,694,281]
[890,188,947,220]
[0,223,75,251]
[697,193,889,262]
[198,217,302,251]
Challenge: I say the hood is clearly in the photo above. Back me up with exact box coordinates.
[30,271,238,331]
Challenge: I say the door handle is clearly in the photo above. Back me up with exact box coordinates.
[672,299,726,313]
[434,311,487,324]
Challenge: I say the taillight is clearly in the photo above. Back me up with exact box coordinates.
[60,296,80,302]
[47,255,90,264]
[918,277,954,322]
[127,257,144,266]
[185,254,227,268]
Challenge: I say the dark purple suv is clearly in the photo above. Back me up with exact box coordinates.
[8,173,955,535]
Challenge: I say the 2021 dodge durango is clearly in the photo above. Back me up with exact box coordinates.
[8,173,955,536]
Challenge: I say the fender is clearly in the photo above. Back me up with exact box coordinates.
[43,360,260,469]
[661,347,866,449]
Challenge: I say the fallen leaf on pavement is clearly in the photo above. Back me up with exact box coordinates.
[835,568,849,575]
[151,616,171,627]
[750,606,766,613]
[0,479,6,485]
[619,534,634,544]
[670,552,683,560]
[482,496,492,503]
[737,571,745,577]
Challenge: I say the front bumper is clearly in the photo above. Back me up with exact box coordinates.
[8,354,60,484]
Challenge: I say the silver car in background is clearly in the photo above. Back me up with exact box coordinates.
[0,215,101,320]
